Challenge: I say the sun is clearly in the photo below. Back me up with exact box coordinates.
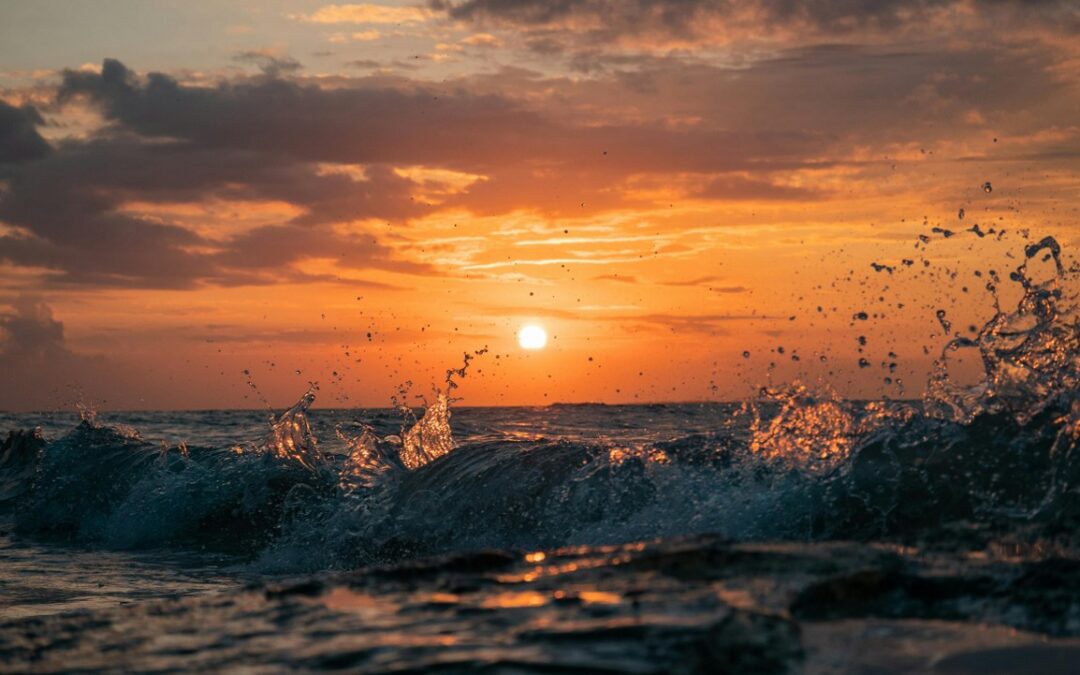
[517,324,547,350]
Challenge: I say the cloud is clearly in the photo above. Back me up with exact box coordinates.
[659,275,724,287]
[695,175,824,201]
[0,296,66,361]
[485,304,772,335]
[591,273,639,283]
[435,0,1080,52]
[461,32,503,47]
[350,30,382,41]
[0,100,50,166]
[48,58,839,225]
[2,42,1076,292]
[709,286,749,294]
[56,59,823,175]
[0,298,119,411]
[233,50,303,77]
[623,312,765,334]
[0,89,434,288]
[293,4,432,24]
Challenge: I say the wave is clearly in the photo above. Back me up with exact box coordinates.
[1,235,1076,572]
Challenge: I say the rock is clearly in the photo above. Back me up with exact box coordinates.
[698,609,803,674]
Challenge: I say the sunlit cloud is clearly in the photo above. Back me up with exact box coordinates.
[291,4,432,25]
[460,32,502,47]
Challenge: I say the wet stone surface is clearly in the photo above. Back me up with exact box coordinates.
[1,535,1078,673]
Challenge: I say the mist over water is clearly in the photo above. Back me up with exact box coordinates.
[1,231,1077,672]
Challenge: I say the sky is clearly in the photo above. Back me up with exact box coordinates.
[0,0,1078,411]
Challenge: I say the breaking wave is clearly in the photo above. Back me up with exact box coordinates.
[1,235,1076,572]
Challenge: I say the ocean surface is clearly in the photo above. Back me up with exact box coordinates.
[0,235,1077,673]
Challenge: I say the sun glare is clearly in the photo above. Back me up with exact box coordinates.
[518,324,547,350]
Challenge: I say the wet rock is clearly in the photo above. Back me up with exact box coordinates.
[790,568,993,621]
[697,609,803,674]
[264,580,324,599]
[367,549,517,580]
[934,644,1080,675]
[1002,558,1080,636]
[624,536,840,581]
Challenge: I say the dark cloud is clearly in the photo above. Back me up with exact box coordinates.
[436,0,1080,45]
[1,71,437,288]
[346,59,386,70]
[0,100,50,166]
[233,50,304,78]
[0,298,182,411]
[2,40,1075,290]
[56,60,825,175]
[0,298,119,411]
[695,175,824,202]
[0,297,66,361]
[466,41,1079,172]
[24,57,840,239]
[57,60,549,170]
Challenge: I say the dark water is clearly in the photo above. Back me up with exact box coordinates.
[0,236,1077,673]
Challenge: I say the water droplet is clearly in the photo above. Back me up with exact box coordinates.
[936,309,952,333]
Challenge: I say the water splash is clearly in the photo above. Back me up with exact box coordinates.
[267,383,322,471]
[749,382,857,475]
[925,236,1078,424]
[395,350,487,471]
[76,401,98,426]
[400,391,455,470]
[337,424,397,491]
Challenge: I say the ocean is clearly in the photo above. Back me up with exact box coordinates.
[0,235,1077,673]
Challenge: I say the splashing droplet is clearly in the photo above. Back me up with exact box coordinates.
[936,309,952,333]
[401,391,455,470]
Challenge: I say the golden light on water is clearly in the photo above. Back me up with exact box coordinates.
[518,325,548,350]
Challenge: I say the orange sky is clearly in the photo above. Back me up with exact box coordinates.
[0,1,1078,410]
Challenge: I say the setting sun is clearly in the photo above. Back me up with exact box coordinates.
[1,2,1078,673]
[518,325,548,350]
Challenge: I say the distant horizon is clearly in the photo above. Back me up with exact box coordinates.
[3,396,928,417]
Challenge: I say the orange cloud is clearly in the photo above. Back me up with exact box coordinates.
[292,4,432,24]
